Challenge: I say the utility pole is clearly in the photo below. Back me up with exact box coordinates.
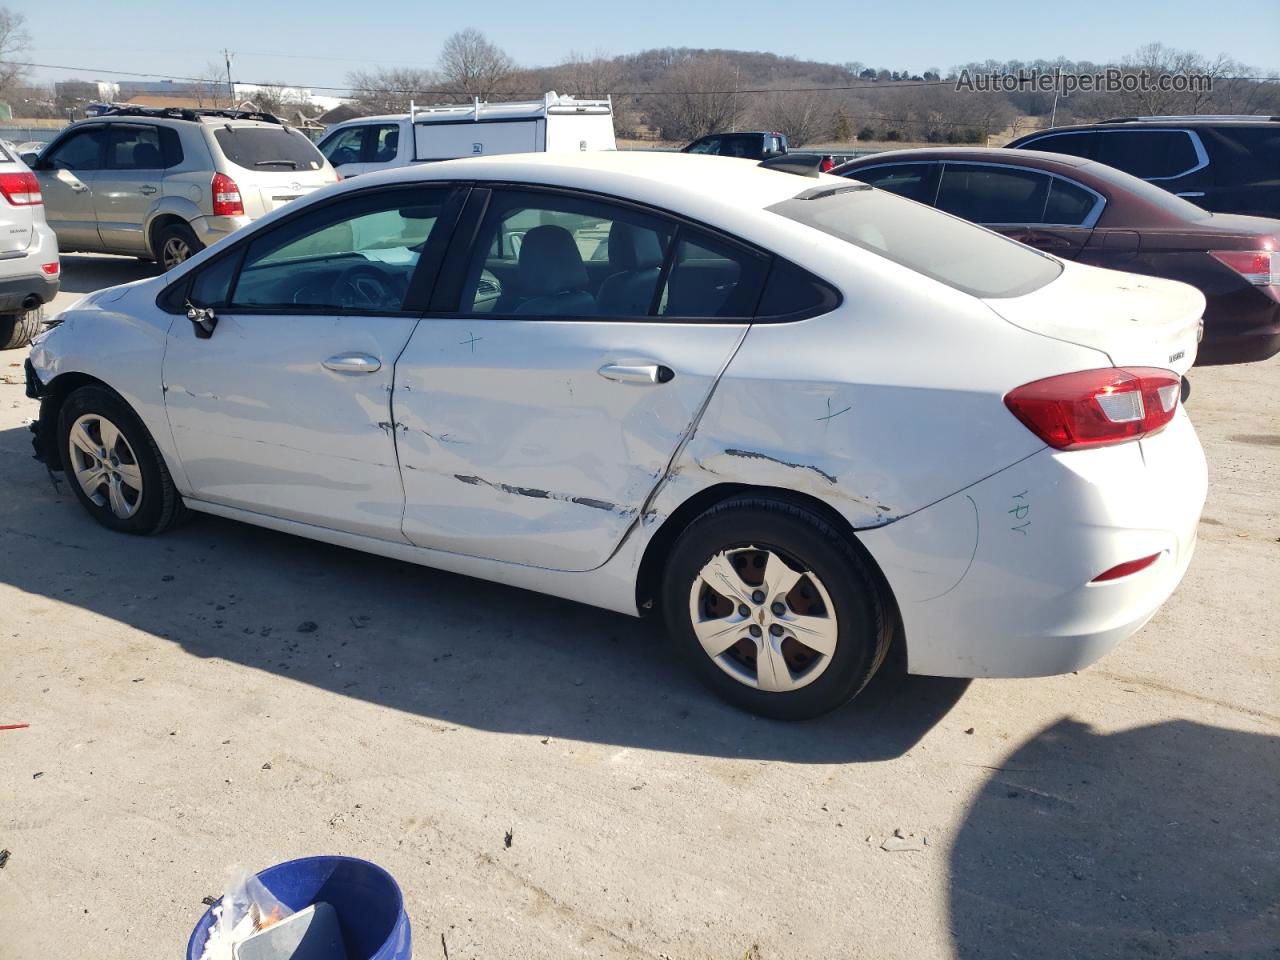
[223,48,235,104]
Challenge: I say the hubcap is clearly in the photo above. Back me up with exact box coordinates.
[688,546,838,693]
[161,236,191,269]
[67,414,143,520]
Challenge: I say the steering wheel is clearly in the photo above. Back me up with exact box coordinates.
[335,263,398,310]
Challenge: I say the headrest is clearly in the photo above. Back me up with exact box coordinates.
[518,225,589,297]
[608,221,664,272]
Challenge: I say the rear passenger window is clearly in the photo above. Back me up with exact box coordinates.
[1022,132,1095,159]
[756,259,839,320]
[1043,178,1100,225]
[657,230,768,319]
[937,164,1051,223]
[853,163,936,202]
[106,125,165,170]
[1095,131,1201,179]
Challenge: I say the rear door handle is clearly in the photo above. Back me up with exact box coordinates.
[598,363,674,384]
[139,185,158,195]
[323,352,382,374]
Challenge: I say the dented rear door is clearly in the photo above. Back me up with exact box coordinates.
[394,187,761,572]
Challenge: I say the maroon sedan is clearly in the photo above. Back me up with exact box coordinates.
[832,148,1280,365]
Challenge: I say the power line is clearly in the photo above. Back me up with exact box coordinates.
[17,59,1277,99]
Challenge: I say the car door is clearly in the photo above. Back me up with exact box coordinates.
[32,125,107,250]
[393,186,765,572]
[161,183,464,540]
[94,123,174,254]
[936,162,1095,259]
[318,125,368,178]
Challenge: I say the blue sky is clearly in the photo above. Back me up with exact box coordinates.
[20,0,1279,91]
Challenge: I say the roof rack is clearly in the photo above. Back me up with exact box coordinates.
[1099,115,1280,124]
[97,105,284,125]
[407,90,612,125]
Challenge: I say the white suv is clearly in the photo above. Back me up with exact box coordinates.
[24,107,339,270]
[0,141,59,349]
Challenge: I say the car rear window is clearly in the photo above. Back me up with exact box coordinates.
[768,185,1062,299]
[0,142,12,162]
[213,126,326,172]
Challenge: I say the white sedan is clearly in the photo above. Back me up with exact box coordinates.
[26,152,1208,719]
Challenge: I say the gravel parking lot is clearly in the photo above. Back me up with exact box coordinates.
[1,255,1277,960]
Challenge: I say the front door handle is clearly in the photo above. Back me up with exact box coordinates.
[598,363,674,384]
[139,185,158,195]
[69,181,89,193]
[323,352,381,374]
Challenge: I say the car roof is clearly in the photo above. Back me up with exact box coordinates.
[395,151,827,208]
[838,146,1093,169]
[1017,118,1280,136]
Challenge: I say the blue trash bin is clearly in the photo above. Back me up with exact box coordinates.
[186,857,411,960]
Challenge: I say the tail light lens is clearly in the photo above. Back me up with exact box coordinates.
[211,173,244,217]
[0,171,42,206]
[1004,367,1182,450]
[818,156,834,173]
[1209,249,1277,286]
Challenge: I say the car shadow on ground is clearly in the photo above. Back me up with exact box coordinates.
[0,422,969,763]
[950,717,1280,958]
[55,254,160,295]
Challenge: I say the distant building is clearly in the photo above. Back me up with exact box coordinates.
[55,80,121,101]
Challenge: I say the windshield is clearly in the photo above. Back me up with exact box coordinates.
[213,126,326,172]
[769,185,1063,298]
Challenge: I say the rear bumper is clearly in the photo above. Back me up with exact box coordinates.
[0,271,58,313]
[0,225,60,312]
[1198,292,1280,365]
[188,214,252,249]
[859,410,1207,678]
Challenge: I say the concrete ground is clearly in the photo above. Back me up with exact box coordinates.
[1,255,1277,960]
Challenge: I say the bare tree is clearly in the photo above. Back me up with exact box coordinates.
[346,67,436,113]
[751,90,832,146]
[555,50,621,99]
[647,55,745,142]
[0,6,31,102]
[193,63,234,109]
[437,28,515,99]
[238,83,297,118]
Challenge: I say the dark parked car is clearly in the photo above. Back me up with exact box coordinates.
[1006,117,1280,218]
[682,131,788,160]
[833,147,1280,365]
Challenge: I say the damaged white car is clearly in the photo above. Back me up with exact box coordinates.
[26,152,1208,718]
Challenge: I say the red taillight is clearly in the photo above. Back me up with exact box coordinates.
[0,171,42,206]
[819,156,834,172]
[41,262,58,276]
[1209,249,1277,286]
[211,172,244,217]
[1092,552,1162,582]
[1004,367,1182,450]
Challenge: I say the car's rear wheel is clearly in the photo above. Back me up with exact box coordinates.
[662,495,891,720]
[155,222,203,271]
[0,304,43,350]
[58,385,186,535]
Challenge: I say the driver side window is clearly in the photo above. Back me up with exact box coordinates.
[226,187,453,315]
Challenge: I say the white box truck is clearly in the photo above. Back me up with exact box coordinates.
[316,92,616,178]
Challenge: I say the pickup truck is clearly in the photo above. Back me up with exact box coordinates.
[680,131,856,171]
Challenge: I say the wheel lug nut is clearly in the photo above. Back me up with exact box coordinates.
[751,590,765,603]
[769,624,784,637]
[771,602,786,616]
[737,604,749,617]
[748,624,762,638]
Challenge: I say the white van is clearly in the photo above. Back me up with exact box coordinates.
[317,92,616,178]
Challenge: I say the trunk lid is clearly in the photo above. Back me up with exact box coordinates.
[983,260,1203,376]
[210,122,337,217]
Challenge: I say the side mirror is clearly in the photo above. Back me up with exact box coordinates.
[186,301,217,339]
[20,152,39,167]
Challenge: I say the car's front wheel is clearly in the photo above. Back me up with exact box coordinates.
[0,304,43,350]
[662,495,891,720]
[58,384,187,534]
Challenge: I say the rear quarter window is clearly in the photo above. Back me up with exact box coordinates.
[213,126,326,172]
[768,185,1063,299]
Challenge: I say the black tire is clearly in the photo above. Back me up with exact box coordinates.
[154,221,204,271]
[58,384,187,535]
[0,304,43,350]
[661,495,891,720]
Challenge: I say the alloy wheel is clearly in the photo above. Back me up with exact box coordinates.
[161,236,191,269]
[688,545,838,692]
[67,414,143,520]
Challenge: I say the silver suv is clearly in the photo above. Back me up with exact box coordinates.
[23,108,338,270]
[0,141,59,349]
